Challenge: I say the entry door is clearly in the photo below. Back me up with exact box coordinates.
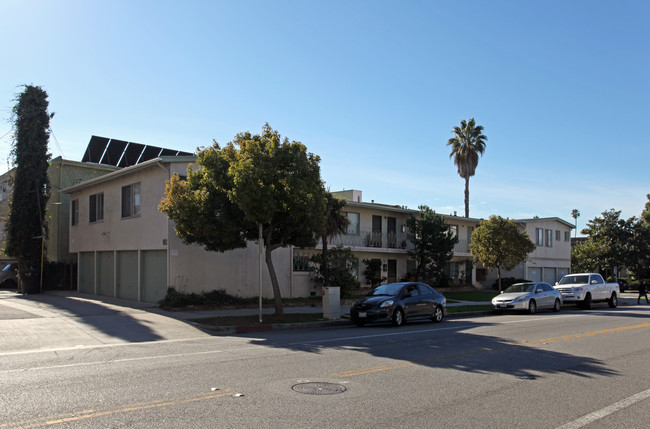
[387,259,397,283]
[372,215,382,247]
[387,217,397,248]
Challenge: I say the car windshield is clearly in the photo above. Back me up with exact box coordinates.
[559,275,588,285]
[2,264,13,272]
[504,284,535,293]
[368,283,404,297]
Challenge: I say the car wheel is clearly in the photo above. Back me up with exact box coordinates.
[432,306,444,323]
[528,300,537,314]
[608,293,618,308]
[553,299,561,312]
[582,294,592,310]
[392,308,405,327]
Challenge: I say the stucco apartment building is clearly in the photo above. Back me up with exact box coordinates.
[60,153,574,303]
[0,157,119,263]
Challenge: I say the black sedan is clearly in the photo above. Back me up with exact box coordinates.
[350,282,447,327]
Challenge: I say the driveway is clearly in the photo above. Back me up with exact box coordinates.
[0,290,210,355]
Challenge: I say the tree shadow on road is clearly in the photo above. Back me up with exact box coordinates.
[246,317,620,380]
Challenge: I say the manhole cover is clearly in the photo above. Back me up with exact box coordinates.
[292,382,347,395]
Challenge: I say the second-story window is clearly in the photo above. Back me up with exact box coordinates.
[89,193,104,223]
[71,199,79,226]
[121,183,141,218]
[546,229,553,247]
[346,212,360,235]
[536,228,543,246]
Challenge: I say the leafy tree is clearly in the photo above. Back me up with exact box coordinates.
[571,239,607,273]
[406,205,458,283]
[362,258,385,287]
[643,195,650,226]
[318,193,350,286]
[571,209,580,238]
[5,85,52,271]
[580,209,635,277]
[446,118,487,218]
[310,245,359,296]
[469,215,535,291]
[159,124,326,315]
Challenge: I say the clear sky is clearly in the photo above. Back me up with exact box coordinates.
[1,0,648,235]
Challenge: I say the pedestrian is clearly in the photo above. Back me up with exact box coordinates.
[638,281,648,304]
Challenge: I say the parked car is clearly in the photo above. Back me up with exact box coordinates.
[0,262,18,288]
[350,282,447,327]
[554,273,619,309]
[492,282,562,314]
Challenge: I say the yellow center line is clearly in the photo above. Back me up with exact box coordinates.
[2,391,236,428]
[331,322,650,378]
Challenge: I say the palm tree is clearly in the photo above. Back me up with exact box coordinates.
[447,118,487,218]
[571,209,580,238]
[320,193,350,286]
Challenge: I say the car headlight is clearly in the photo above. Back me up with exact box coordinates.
[513,296,527,303]
[380,300,394,308]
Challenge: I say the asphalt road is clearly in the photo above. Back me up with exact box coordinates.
[2,298,650,428]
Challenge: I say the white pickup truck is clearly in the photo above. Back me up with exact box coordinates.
[554,273,620,309]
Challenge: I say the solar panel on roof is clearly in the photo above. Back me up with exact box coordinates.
[81,136,192,167]
[82,136,110,163]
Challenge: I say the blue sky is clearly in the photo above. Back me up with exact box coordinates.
[1,0,648,235]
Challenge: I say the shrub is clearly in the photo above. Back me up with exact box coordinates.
[159,287,246,308]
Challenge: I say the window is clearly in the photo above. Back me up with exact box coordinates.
[71,199,79,226]
[448,225,458,238]
[89,193,104,223]
[121,183,141,218]
[536,228,544,246]
[556,230,561,241]
[546,229,553,247]
[346,212,360,235]
[467,227,474,244]
[565,231,571,242]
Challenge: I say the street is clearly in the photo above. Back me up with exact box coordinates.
[2,297,650,428]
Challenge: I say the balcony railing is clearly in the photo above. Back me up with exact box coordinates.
[321,232,471,255]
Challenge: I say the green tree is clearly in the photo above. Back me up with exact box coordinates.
[362,258,385,287]
[5,85,52,272]
[571,209,580,238]
[310,245,359,296]
[571,239,607,273]
[406,205,458,283]
[580,209,635,277]
[469,215,535,291]
[318,193,350,286]
[447,118,487,218]
[159,124,326,315]
[642,195,650,226]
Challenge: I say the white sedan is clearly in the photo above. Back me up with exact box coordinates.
[492,282,563,314]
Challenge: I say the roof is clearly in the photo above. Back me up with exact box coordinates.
[515,217,575,229]
[61,156,196,194]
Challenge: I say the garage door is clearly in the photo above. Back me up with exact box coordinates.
[117,251,138,301]
[78,252,95,294]
[141,250,167,303]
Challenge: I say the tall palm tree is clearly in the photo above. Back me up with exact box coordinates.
[321,193,350,286]
[447,118,487,218]
[571,209,580,238]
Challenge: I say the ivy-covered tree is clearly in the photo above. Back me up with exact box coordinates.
[469,215,535,291]
[159,124,326,315]
[406,205,458,284]
[5,85,52,272]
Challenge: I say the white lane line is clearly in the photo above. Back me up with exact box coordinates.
[557,388,650,428]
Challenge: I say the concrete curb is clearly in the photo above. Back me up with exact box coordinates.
[190,310,495,335]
